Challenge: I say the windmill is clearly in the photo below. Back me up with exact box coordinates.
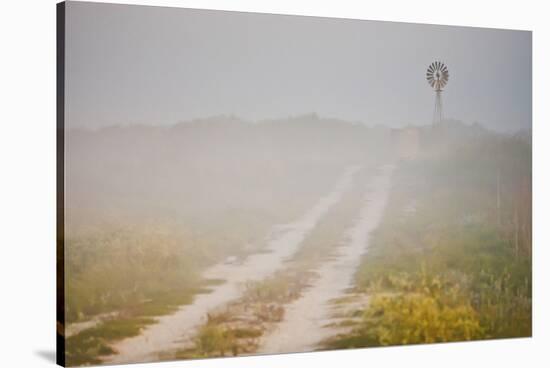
[426,61,449,125]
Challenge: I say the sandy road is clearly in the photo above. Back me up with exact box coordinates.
[257,165,393,354]
[105,166,361,364]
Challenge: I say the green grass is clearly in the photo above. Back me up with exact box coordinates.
[176,322,266,360]
[62,209,305,365]
[324,133,532,349]
[66,317,155,366]
[63,219,278,365]
[65,283,219,366]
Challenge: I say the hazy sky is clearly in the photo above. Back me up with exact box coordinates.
[65,1,532,132]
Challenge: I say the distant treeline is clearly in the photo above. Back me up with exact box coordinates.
[65,114,391,233]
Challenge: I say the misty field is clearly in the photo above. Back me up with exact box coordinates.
[61,116,531,366]
[325,131,531,348]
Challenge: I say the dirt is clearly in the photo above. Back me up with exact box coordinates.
[104,166,361,364]
[257,165,393,354]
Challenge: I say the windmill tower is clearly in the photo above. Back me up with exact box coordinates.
[426,61,449,125]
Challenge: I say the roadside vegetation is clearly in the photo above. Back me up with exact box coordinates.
[64,216,277,366]
[324,127,532,349]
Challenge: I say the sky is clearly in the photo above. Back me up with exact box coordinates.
[65,1,532,132]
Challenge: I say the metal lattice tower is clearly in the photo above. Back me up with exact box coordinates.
[426,61,449,125]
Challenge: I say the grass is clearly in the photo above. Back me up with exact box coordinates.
[66,317,155,366]
[63,216,278,366]
[324,133,532,349]
[63,195,330,365]
[65,283,218,366]
[176,323,265,359]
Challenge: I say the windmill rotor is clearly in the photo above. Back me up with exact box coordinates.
[426,61,449,91]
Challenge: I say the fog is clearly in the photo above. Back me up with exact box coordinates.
[65,115,390,234]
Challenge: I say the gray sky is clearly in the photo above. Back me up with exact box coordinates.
[65,1,532,132]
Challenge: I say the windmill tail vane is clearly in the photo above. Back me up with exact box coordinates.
[426,61,449,125]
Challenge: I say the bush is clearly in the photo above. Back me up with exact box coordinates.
[361,273,483,346]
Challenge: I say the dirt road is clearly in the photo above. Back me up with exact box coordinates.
[105,166,361,364]
[258,165,393,354]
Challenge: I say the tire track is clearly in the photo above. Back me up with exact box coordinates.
[257,165,393,354]
[105,165,361,364]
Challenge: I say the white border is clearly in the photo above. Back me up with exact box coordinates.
[0,1,547,367]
